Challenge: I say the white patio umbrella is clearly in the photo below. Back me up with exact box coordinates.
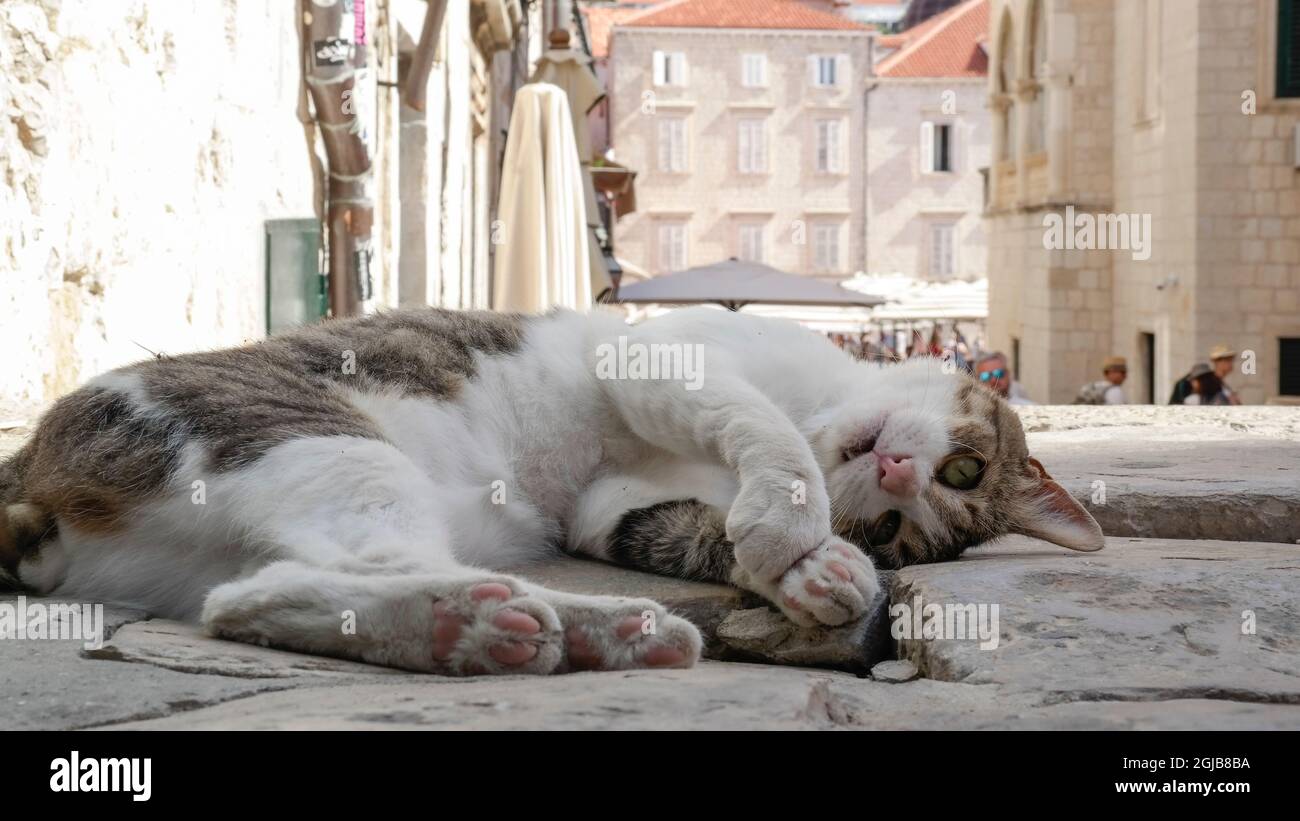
[491,82,592,312]
[531,35,611,300]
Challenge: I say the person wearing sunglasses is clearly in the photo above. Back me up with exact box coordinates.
[974,352,1035,405]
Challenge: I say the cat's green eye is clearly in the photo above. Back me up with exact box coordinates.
[938,455,985,490]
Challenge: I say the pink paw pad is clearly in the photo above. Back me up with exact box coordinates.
[431,584,543,668]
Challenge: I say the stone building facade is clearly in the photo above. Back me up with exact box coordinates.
[986,0,1300,404]
[867,0,990,281]
[609,1,872,277]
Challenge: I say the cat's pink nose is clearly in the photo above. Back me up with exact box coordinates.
[878,455,918,497]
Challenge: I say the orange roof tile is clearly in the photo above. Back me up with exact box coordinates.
[583,5,655,58]
[619,0,869,32]
[874,0,987,78]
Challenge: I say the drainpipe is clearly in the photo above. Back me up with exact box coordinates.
[861,34,877,278]
[403,0,449,112]
[302,0,377,317]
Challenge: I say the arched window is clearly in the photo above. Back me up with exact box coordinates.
[1025,0,1047,153]
[995,13,1016,162]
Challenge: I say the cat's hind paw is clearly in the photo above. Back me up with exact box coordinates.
[430,580,565,676]
[775,537,881,628]
[541,593,702,672]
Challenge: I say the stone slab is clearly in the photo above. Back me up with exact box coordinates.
[105,660,1300,731]
[0,596,310,730]
[87,620,409,679]
[1019,405,1300,543]
[894,535,1300,704]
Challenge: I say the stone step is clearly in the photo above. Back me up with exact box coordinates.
[896,534,1300,705]
[1019,405,1300,543]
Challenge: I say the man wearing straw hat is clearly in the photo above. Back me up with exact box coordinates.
[1075,356,1128,404]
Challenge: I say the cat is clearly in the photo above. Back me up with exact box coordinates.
[0,306,1103,675]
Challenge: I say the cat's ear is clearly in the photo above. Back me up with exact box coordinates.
[1011,458,1105,552]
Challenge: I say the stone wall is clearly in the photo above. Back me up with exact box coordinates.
[0,0,315,411]
[985,0,1300,405]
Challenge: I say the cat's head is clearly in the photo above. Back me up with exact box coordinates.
[810,357,1103,569]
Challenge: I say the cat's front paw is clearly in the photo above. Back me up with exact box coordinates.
[774,537,881,628]
[728,480,830,582]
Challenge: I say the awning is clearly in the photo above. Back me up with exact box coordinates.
[590,161,638,216]
[616,258,884,311]
[842,274,988,321]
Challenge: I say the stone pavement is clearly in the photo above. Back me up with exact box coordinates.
[1,407,1298,729]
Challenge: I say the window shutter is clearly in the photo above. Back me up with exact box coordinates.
[808,55,820,86]
[756,122,766,171]
[653,51,666,86]
[757,54,767,86]
[836,54,849,87]
[829,121,842,172]
[738,122,751,173]
[1279,0,1300,98]
[676,53,690,86]
[672,119,685,171]
[657,119,669,170]
[920,121,935,174]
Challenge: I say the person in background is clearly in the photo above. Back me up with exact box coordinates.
[1183,362,1231,405]
[975,352,1035,405]
[1209,345,1243,405]
[927,328,943,357]
[1075,356,1128,404]
[1170,344,1243,405]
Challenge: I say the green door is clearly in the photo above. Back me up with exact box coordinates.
[265,219,328,334]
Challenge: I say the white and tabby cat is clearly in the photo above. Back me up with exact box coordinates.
[0,307,1102,675]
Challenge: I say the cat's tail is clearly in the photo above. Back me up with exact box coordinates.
[0,445,51,591]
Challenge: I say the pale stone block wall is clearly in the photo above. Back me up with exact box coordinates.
[611,26,870,277]
[986,0,1299,404]
[866,79,989,280]
[0,1,315,409]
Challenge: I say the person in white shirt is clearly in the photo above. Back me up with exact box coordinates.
[1098,356,1127,404]
[1074,356,1127,404]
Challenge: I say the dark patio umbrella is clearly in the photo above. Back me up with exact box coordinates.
[615,259,884,311]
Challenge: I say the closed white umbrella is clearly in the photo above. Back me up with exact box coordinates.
[531,41,611,300]
[491,83,592,312]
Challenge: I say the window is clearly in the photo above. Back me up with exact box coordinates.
[657,116,687,173]
[813,223,841,272]
[1278,0,1300,98]
[928,222,956,280]
[1280,337,1300,396]
[920,122,953,173]
[809,55,844,88]
[653,51,688,87]
[815,119,843,173]
[657,222,688,272]
[741,53,767,88]
[738,224,764,263]
[737,118,767,173]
